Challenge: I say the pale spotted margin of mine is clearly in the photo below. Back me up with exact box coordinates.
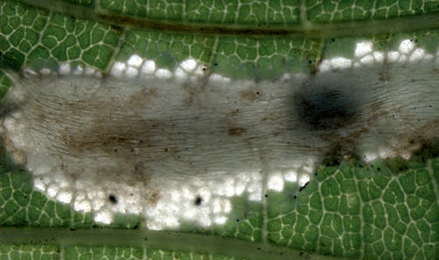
[0,58,439,229]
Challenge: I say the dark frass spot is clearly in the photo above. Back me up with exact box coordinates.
[294,88,358,131]
[108,194,118,204]
[299,182,309,192]
[194,196,202,206]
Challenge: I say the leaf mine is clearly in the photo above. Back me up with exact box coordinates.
[1,59,439,229]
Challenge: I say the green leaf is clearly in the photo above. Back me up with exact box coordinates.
[1,0,439,259]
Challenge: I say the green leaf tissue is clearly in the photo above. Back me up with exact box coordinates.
[1,0,439,259]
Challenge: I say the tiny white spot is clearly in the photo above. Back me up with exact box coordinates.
[84,67,96,76]
[73,65,84,75]
[180,58,197,72]
[298,175,310,187]
[193,65,208,76]
[199,216,212,227]
[209,73,231,83]
[280,73,291,80]
[398,54,408,63]
[155,69,172,79]
[330,57,352,69]
[58,63,71,75]
[363,152,378,162]
[235,182,245,196]
[218,178,236,197]
[360,54,375,65]
[284,170,298,182]
[409,48,425,62]
[373,51,385,63]
[214,216,227,225]
[125,67,139,77]
[267,173,284,192]
[56,191,72,203]
[248,191,262,201]
[378,147,394,158]
[140,60,156,75]
[127,55,143,68]
[354,41,373,57]
[46,184,59,197]
[33,178,45,191]
[399,39,415,54]
[110,62,127,78]
[223,199,232,213]
[94,209,113,224]
[211,199,222,214]
[74,200,92,212]
[174,67,188,79]
[387,51,400,62]
[39,68,51,75]
[22,69,38,78]
[318,60,331,72]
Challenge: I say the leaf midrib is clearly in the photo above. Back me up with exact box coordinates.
[17,0,439,38]
[0,226,340,260]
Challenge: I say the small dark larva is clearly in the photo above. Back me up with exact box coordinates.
[1,60,439,228]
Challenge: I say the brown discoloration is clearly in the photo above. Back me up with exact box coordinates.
[147,189,161,205]
[228,127,247,136]
[240,90,261,101]
[0,133,26,165]
[130,88,158,108]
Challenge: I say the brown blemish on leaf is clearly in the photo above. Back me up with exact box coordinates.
[240,90,261,101]
[147,189,161,205]
[228,127,247,136]
[0,133,26,165]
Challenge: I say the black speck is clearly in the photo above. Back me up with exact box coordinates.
[236,219,240,222]
[331,38,335,42]
[294,195,297,199]
[377,167,381,171]
[264,194,268,198]
[70,228,77,231]
[194,196,203,206]
[108,194,118,204]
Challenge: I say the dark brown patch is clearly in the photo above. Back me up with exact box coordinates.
[228,127,247,136]
[294,88,358,131]
[194,196,202,206]
[240,90,261,101]
[108,194,118,204]
[147,189,161,205]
